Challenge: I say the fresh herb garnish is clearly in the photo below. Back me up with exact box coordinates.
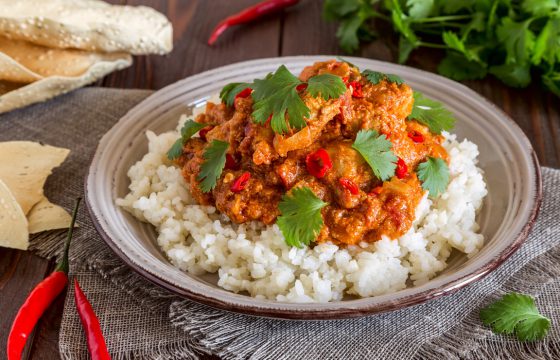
[307,74,346,100]
[277,187,328,248]
[408,92,455,134]
[480,293,551,342]
[416,157,449,198]
[352,129,397,181]
[362,69,405,85]
[251,65,309,134]
[167,120,207,160]
[197,140,229,193]
[220,82,252,107]
[323,0,560,96]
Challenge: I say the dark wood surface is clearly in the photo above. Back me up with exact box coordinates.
[1,1,558,359]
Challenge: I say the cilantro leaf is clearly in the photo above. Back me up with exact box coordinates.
[362,69,405,85]
[496,18,535,65]
[251,65,308,134]
[335,15,364,53]
[323,0,361,20]
[408,92,456,134]
[416,157,449,198]
[438,52,488,81]
[167,120,207,160]
[489,63,532,88]
[407,0,434,19]
[220,82,252,107]
[352,129,397,181]
[522,0,559,17]
[277,187,328,248]
[442,31,482,63]
[389,0,418,44]
[542,70,560,97]
[532,17,560,65]
[398,36,417,64]
[197,140,229,193]
[307,74,346,100]
[480,293,551,342]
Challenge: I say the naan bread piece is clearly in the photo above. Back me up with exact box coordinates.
[0,0,172,55]
[0,142,69,214]
[0,179,28,250]
[27,197,72,234]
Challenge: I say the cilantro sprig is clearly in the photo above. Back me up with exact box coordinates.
[307,73,347,100]
[352,129,397,181]
[220,82,252,107]
[362,69,404,85]
[416,157,449,198]
[480,293,551,342]
[167,119,207,160]
[323,0,560,96]
[197,140,229,193]
[408,92,455,134]
[277,187,328,248]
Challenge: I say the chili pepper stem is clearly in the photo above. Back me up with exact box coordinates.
[55,197,81,273]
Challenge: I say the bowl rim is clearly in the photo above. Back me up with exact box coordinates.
[85,55,543,320]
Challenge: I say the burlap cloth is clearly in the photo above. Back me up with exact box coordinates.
[1,88,559,359]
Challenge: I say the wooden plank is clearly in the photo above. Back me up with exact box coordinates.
[0,249,51,360]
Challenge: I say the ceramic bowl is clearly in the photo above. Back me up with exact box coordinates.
[85,56,541,319]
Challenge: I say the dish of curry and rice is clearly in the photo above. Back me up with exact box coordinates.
[117,60,487,302]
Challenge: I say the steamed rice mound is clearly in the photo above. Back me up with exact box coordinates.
[117,116,487,303]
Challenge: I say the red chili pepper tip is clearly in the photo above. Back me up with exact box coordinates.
[408,131,424,143]
[348,81,363,98]
[306,148,333,178]
[396,158,408,179]
[231,172,251,193]
[235,87,252,100]
[199,126,214,142]
[339,177,359,195]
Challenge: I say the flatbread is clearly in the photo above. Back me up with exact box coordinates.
[0,142,69,214]
[0,179,28,250]
[27,197,72,234]
[0,0,172,55]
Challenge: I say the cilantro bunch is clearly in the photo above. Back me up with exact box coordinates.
[324,0,560,96]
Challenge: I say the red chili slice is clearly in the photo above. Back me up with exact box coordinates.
[235,87,252,100]
[265,113,273,126]
[231,172,251,193]
[408,131,424,143]
[225,153,240,170]
[339,177,359,195]
[199,126,214,141]
[306,148,332,178]
[396,158,408,179]
[296,83,308,92]
[349,81,363,98]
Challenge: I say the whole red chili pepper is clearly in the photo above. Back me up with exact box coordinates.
[74,279,111,360]
[306,148,332,178]
[339,178,360,195]
[7,198,81,360]
[199,126,214,142]
[231,172,251,192]
[208,0,301,45]
[396,158,408,179]
[408,131,424,143]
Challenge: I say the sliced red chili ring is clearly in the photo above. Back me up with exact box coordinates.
[296,83,308,92]
[225,153,240,170]
[199,126,214,141]
[349,81,363,98]
[231,172,251,193]
[408,131,424,143]
[396,158,408,179]
[339,177,359,195]
[306,148,332,178]
[235,87,252,100]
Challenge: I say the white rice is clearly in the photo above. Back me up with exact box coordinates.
[117,115,487,303]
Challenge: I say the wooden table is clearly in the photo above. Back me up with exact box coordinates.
[1,1,559,358]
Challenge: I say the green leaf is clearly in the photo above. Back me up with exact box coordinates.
[307,74,347,100]
[390,0,418,43]
[336,16,364,53]
[489,63,532,87]
[407,0,434,19]
[352,129,397,181]
[251,65,308,134]
[220,82,252,107]
[542,71,560,97]
[167,120,207,160]
[496,18,535,65]
[532,17,560,65]
[441,0,477,13]
[480,293,551,342]
[408,92,456,134]
[363,69,405,85]
[416,157,450,198]
[323,0,361,20]
[521,0,559,17]
[442,31,482,62]
[398,36,417,64]
[197,140,229,193]
[438,52,488,81]
[277,187,328,248]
